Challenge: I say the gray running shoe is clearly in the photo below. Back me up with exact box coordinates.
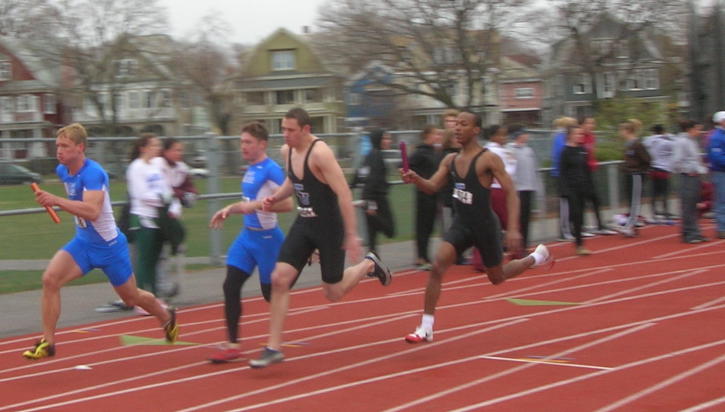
[365,251,392,286]
[249,347,284,369]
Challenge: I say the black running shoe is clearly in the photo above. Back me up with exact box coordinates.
[249,347,284,369]
[365,251,392,286]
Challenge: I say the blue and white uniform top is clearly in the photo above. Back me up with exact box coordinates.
[242,157,285,230]
[57,159,118,243]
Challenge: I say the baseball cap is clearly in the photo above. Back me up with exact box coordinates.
[714,111,725,123]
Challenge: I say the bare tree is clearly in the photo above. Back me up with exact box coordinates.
[316,0,531,111]
[532,0,688,111]
[170,13,238,136]
[16,0,170,135]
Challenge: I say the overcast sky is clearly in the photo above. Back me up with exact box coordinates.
[160,0,329,45]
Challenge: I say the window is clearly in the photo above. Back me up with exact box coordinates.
[159,89,172,108]
[643,69,659,90]
[514,88,534,99]
[128,91,141,109]
[246,91,265,105]
[0,96,13,114]
[0,61,11,80]
[572,74,591,94]
[305,88,321,102]
[114,59,137,77]
[348,93,361,105]
[16,95,37,112]
[271,50,295,71]
[597,72,616,98]
[43,94,56,114]
[275,90,295,105]
[143,90,155,108]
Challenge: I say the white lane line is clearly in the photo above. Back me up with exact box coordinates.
[384,324,655,412]
[0,309,416,381]
[584,269,708,303]
[185,320,531,412]
[680,395,725,411]
[15,320,529,412]
[449,339,725,412]
[596,354,725,412]
[5,260,724,380]
[477,355,612,370]
[3,312,421,412]
[691,296,725,311]
[5,259,724,381]
[15,299,725,412]
[554,232,681,263]
[653,239,725,259]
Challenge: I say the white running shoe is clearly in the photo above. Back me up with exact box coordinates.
[532,244,555,269]
[405,326,433,343]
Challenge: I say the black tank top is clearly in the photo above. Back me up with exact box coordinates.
[450,148,497,225]
[288,139,341,219]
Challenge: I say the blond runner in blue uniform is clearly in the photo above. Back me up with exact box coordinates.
[23,123,178,360]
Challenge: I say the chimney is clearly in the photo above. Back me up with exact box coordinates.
[302,26,310,34]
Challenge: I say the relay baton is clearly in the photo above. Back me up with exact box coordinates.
[399,141,409,173]
[30,182,61,224]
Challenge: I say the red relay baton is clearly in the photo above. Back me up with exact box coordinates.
[399,141,409,173]
[31,182,61,224]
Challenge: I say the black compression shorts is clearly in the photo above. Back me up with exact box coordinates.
[443,218,503,268]
[277,215,345,284]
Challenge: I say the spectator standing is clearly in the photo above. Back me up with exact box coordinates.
[643,125,675,223]
[351,129,396,254]
[126,133,180,313]
[409,125,442,270]
[580,117,617,235]
[152,138,197,298]
[619,120,651,237]
[507,125,542,257]
[559,126,592,255]
[707,111,725,239]
[550,116,578,241]
[672,120,708,243]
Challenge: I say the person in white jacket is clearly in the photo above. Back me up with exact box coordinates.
[151,138,197,298]
[126,133,180,303]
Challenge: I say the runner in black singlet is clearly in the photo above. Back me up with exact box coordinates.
[278,138,346,283]
[401,111,555,344]
[249,108,392,369]
[443,148,503,268]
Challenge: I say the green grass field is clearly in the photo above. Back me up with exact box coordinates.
[0,178,415,260]
[0,178,416,293]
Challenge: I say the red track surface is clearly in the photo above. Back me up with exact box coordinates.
[1,225,724,411]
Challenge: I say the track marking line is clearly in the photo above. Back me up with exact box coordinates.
[449,339,725,412]
[680,395,725,411]
[478,355,611,370]
[691,296,725,311]
[653,239,725,259]
[385,323,655,412]
[12,299,725,412]
[584,269,708,303]
[596,354,725,412]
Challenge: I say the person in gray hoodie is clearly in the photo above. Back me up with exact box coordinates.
[506,125,542,257]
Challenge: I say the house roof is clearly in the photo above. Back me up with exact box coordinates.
[0,36,60,89]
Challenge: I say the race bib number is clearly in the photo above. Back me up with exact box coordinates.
[297,206,317,218]
[453,183,473,205]
[74,216,88,228]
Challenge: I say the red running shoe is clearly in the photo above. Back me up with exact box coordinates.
[208,347,242,364]
[405,326,433,343]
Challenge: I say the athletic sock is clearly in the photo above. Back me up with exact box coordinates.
[530,250,545,266]
[421,314,434,331]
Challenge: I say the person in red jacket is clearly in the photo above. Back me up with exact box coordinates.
[580,117,616,235]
